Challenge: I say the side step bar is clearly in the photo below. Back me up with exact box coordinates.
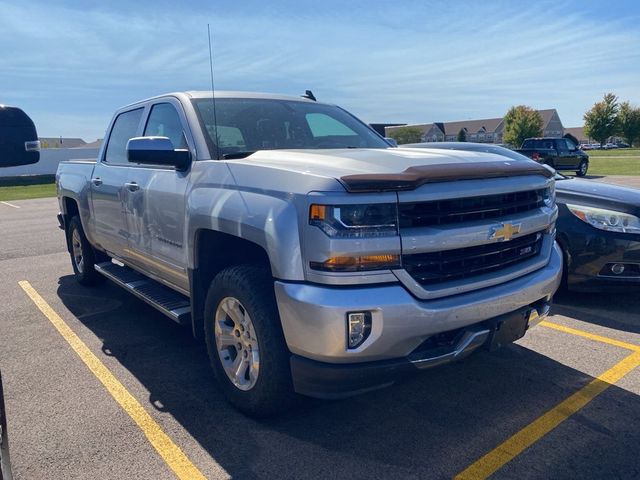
[95,262,191,325]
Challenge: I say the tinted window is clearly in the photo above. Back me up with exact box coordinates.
[104,108,143,164]
[144,103,187,149]
[193,98,387,158]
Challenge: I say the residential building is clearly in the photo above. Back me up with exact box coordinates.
[385,109,564,145]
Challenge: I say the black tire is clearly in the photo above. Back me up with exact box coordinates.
[67,216,106,286]
[576,160,589,177]
[204,264,296,417]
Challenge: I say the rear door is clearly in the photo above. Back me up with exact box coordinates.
[90,108,144,256]
[122,100,191,293]
[555,139,574,169]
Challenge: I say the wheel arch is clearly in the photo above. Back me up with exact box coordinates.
[189,229,271,340]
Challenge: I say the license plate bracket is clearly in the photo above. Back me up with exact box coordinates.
[487,309,531,351]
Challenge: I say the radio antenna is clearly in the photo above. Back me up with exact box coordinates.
[207,24,221,160]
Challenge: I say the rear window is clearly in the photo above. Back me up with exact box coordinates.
[522,139,554,149]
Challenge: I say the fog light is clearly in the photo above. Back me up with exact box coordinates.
[347,312,372,349]
[611,263,625,275]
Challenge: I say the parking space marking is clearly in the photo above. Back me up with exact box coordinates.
[18,281,208,480]
[0,201,20,208]
[541,320,640,352]
[455,351,640,480]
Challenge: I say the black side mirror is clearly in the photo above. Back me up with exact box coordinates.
[0,106,40,168]
[126,137,191,170]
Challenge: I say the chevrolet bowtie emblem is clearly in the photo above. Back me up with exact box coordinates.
[489,222,521,241]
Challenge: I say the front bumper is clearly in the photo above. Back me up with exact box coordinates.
[275,242,562,363]
[290,300,551,399]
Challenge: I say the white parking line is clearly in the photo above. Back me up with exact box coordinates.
[0,201,20,208]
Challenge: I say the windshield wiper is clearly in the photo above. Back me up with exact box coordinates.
[222,151,257,159]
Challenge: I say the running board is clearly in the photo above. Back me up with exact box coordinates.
[95,262,191,325]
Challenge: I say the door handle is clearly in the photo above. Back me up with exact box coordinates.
[91,177,102,186]
[124,181,140,192]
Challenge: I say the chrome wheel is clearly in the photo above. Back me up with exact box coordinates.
[71,229,84,273]
[214,297,260,391]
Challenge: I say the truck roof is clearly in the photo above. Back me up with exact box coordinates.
[120,91,323,110]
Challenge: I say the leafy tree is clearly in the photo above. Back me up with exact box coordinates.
[386,127,423,145]
[457,128,467,142]
[503,106,543,147]
[617,101,640,147]
[583,93,619,146]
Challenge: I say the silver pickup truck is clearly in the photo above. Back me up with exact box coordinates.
[56,91,562,416]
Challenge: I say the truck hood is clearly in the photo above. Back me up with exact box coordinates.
[228,148,552,192]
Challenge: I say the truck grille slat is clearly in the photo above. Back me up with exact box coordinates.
[403,231,543,286]
[399,189,545,228]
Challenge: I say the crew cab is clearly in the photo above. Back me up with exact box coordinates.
[515,137,589,177]
[56,91,562,416]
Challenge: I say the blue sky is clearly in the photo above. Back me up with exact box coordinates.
[2,0,639,140]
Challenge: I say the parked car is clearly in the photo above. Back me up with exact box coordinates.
[401,142,640,291]
[0,105,40,168]
[56,91,562,416]
[615,142,631,148]
[604,143,619,150]
[514,137,590,177]
[0,372,12,480]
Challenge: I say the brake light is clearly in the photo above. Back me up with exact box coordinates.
[532,152,540,161]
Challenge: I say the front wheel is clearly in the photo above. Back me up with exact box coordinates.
[204,264,296,417]
[576,160,589,177]
[67,216,105,286]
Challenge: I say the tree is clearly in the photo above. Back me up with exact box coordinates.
[386,127,423,145]
[503,105,543,147]
[583,93,619,146]
[457,128,467,142]
[617,101,640,147]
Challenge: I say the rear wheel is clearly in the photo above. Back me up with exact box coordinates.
[576,160,588,177]
[67,216,106,286]
[204,264,296,417]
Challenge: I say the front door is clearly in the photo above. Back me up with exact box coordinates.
[122,101,191,292]
[90,108,144,256]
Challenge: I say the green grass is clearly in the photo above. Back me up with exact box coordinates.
[585,148,640,175]
[585,147,640,157]
[0,183,56,201]
[0,175,56,201]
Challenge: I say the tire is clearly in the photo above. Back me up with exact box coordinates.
[204,264,296,417]
[67,216,106,286]
[576,160,588,177]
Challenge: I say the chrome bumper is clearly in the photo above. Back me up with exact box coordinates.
[275,242,562,363]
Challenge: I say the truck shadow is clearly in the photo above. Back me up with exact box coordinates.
[552,289,640,335]
[56,275,640,479]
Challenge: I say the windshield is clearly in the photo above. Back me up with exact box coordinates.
[192,98,389,159]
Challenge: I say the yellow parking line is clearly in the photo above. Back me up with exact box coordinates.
[541,320,640,352]
[19,281,207,480]
[455,351,640,480]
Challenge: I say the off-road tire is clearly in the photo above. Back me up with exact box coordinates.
[67,216,106,286]
[204,264,296,417]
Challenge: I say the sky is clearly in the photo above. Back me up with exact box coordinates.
[1,0,639,141]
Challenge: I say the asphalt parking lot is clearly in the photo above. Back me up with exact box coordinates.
[1,197,639,480]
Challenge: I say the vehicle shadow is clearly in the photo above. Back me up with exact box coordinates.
[552,289,640,335]
[56,275,640,479]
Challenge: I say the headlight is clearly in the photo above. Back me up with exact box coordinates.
[567,204,640,234]
[543,183,555,208]
[309,203,398,238]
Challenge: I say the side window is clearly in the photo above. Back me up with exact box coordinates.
[144,103,187,149]
[104,108,144,164]
[565,138,577,150]
[306,113,357,138]
[556,139,568,152]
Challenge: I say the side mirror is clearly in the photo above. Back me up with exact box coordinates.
[384,137,398,147]
[126,137,191,170]
[0,106,40,168]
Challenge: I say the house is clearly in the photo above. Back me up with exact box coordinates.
[385,109,565,144]
[563,127,591,144]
